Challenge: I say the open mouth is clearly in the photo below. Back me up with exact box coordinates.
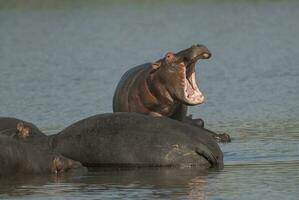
[179,60,204,105]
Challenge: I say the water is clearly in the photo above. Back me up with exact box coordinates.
[0,0,298,199]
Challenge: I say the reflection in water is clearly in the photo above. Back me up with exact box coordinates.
[2,160,298,199]
[187,176,207,200]
[0,168,209,199]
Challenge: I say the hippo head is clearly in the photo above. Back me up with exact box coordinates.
[51,155,87,175]
[152,44,211,105]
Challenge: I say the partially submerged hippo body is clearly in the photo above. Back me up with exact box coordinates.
[0,118,86,177]
[0,117,46,139]
[0,135,87,177]
[50,113,223,169]
[113,45,230,142]
[0,112,224,176]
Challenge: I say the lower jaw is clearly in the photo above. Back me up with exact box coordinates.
[183,101,204,106]
[180,95,204,105]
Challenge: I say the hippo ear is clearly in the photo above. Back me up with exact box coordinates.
[16,122,24,131]
[151,62,161,70]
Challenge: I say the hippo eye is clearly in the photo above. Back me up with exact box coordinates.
[165,52,174,62]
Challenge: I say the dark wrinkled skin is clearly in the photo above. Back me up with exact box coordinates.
[0,117,46,139]
[113,45,231,143]
[0,117,87,177]
[0,135,87,177]
[0,113,223,176]
[50,113,223,169]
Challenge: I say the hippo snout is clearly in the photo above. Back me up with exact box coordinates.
[174,44,211,63]
[194,44,211,59]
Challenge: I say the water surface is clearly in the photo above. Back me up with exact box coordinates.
[0,0,298,199]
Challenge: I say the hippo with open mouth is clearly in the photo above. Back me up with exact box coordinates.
[113,45,230,142]
[113,44,209,117]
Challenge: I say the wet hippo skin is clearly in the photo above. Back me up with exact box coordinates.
[113,45,231,143]
[50,113,223,169]
[0,114,223,175]
[0,117,46,139]
[0,135,87,177]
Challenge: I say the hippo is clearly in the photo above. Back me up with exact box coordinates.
[0,117,46,139]
[113,45,230,143]
[0,118,87,177]
[0,135,87,177]
[50,113,223,169]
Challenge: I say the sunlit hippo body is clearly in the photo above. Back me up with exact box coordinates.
[113,45,209,120]
[113,45,230,142]
[0,135,87,177]
[50,113,223,169]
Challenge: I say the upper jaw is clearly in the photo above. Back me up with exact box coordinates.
[183,51,211,68]
[176,61,204,105]
[192,44,212,59]
[177,44,212,64]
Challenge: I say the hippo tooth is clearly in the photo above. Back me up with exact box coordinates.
[203,53,210,58]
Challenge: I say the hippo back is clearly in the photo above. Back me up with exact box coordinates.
[0,117,46,138]
[50,113,223,169]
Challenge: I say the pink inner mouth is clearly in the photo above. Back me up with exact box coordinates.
[178,62,204,104]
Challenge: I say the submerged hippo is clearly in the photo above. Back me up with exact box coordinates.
[0,117,46,139]
[113,44,230,142]
[50,113,223,169]
[0,135,87,177]
[0,118,87,177]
